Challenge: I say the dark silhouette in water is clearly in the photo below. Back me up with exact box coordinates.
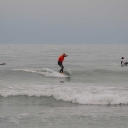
[0,63,6,65]
[121,57,128,66]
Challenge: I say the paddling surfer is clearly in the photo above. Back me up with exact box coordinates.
[58,53,68,73]
[0,63,6,65]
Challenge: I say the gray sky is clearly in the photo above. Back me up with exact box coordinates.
[0,0,128,44]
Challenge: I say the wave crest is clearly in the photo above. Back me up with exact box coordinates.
[1,84,128,105]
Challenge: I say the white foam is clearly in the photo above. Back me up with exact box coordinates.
[13,68,70,78]
[1,83,128,105]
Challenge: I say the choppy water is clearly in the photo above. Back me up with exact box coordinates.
[0,44,128,128]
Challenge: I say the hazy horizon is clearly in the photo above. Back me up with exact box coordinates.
[0,0,128,44]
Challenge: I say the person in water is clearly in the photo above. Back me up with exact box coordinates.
[0,63,6,65]
[121,57,128,66]
[58,53,68,73]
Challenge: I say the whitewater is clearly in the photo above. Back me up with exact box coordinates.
[0,44,128,128]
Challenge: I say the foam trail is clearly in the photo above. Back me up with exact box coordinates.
[13,68,70,78]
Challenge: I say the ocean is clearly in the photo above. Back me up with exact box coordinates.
[0,44,128,128]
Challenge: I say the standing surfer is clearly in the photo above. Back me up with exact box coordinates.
[58,53,68,73]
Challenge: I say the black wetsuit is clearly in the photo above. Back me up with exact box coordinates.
[58,61,64,73]
[121,61,128,66]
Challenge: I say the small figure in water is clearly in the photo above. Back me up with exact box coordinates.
[0,63,6,65]
[121,57,128,66]
[58,53,68,73]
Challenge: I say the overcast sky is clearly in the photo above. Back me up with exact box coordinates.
[0,0,128,44]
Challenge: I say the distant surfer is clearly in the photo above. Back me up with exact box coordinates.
[121,57,128,66]
[0,63,6,65]
[58,53,68,73]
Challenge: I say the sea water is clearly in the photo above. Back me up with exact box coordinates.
[0,44,128,128]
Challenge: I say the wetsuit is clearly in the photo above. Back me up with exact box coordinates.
[121,59,128,66]
[58,55,64,73]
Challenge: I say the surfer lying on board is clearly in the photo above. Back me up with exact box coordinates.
[0,63,6,65]
[58,53,68,73]
[121,57,128,66]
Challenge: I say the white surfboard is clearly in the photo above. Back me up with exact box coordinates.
[59,72,70,78]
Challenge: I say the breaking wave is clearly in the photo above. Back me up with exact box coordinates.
[1,83,128,105]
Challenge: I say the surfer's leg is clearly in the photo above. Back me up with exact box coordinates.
[59,69,62,73]
[58,61,63,73]
[59,65,64,73]
[61,64,64,73]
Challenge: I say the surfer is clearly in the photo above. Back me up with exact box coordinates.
[58,53,68,73]
[121,57,128,66]
[0,63,6,65]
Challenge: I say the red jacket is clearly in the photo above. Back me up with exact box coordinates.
[58,55,64,62]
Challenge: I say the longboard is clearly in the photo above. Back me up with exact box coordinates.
[59,72,70,78]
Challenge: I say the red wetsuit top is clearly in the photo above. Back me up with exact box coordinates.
[58,55,64,62]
